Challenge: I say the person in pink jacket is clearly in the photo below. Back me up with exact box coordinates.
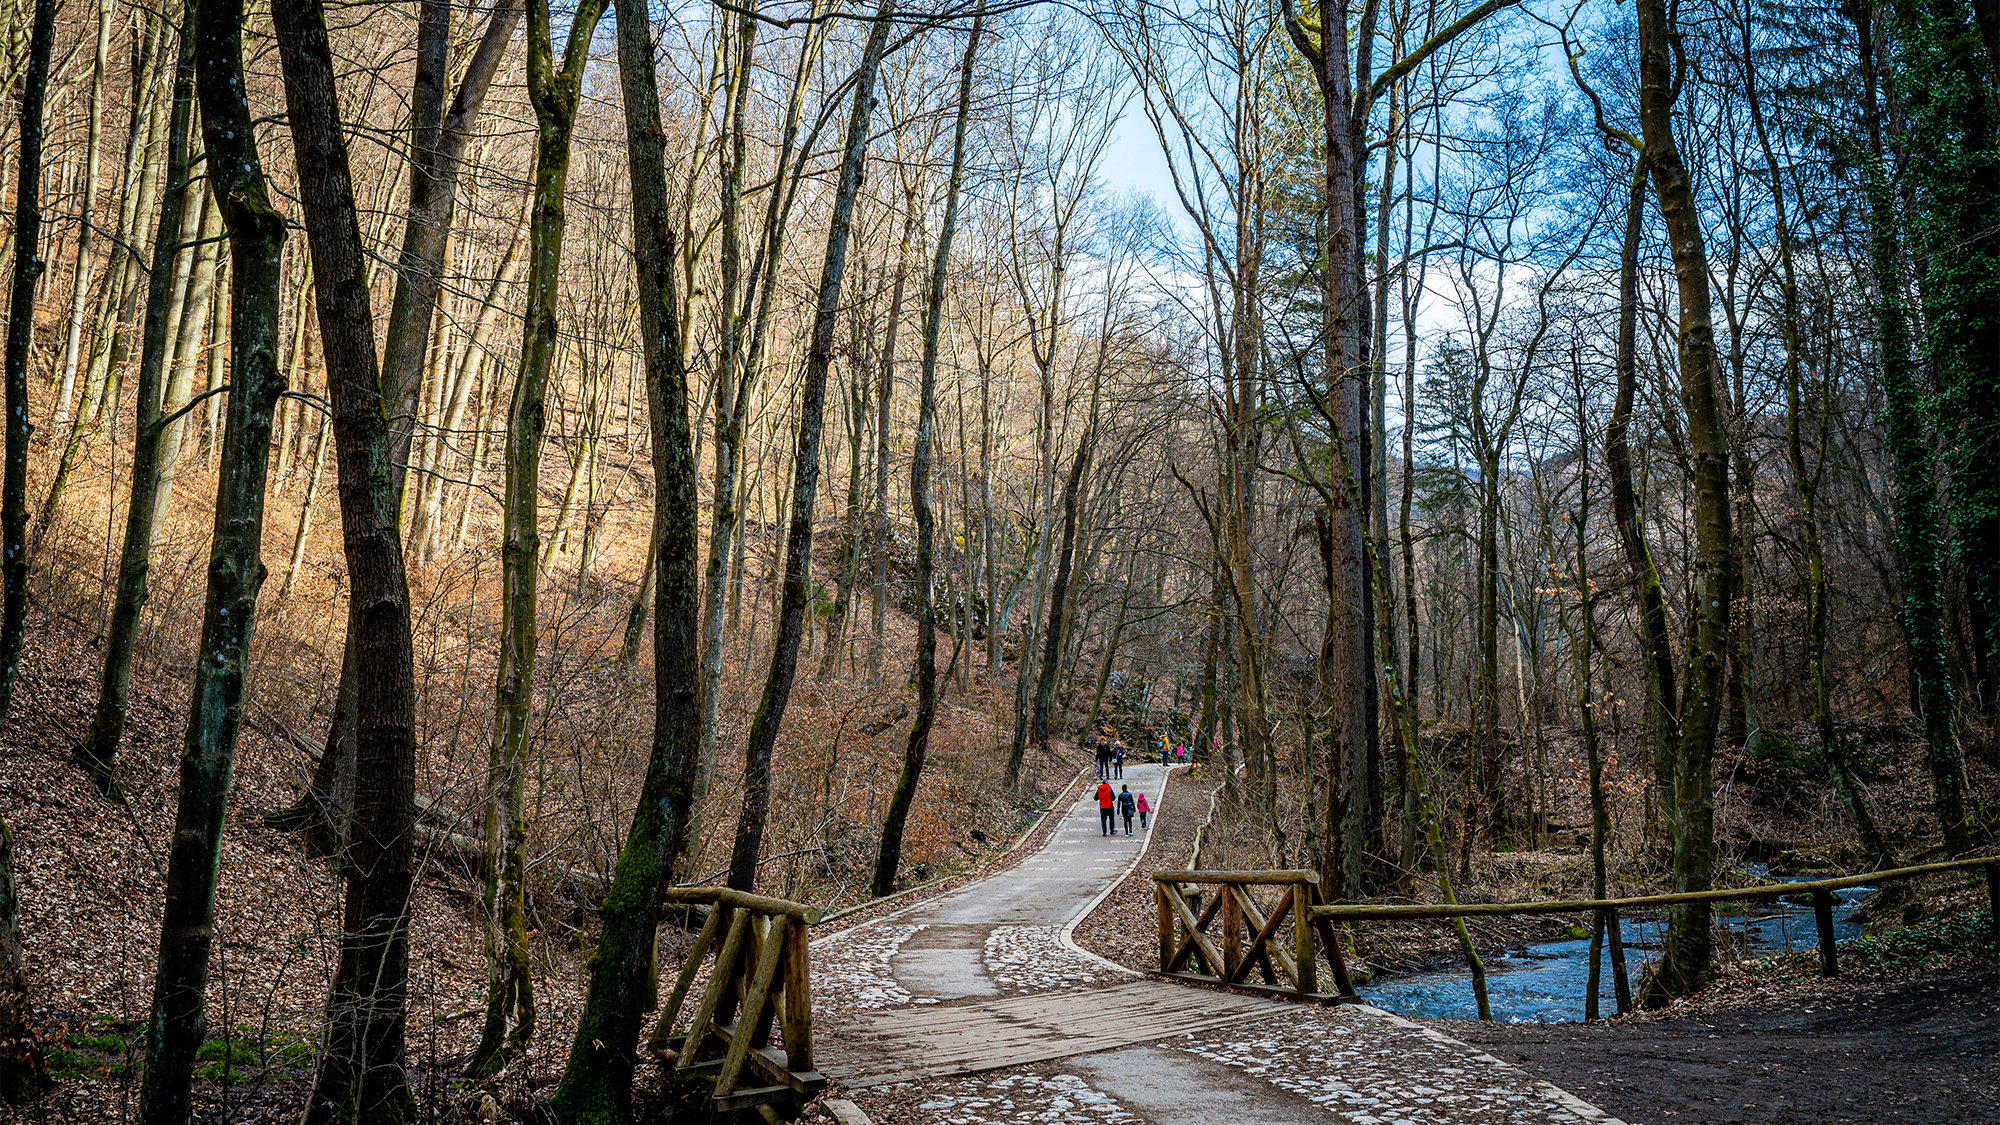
[1135,791,1151,830]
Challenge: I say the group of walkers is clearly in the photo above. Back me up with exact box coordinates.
[1082,729,1188,837]
[1095,779,1148,836]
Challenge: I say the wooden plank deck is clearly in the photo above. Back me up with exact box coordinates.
[816,978,1290,1088]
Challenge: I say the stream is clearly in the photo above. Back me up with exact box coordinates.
[1358,872,1874,1023]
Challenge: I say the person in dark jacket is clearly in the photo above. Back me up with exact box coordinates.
[1094,737,1111,780]
[1117,785,1137,835]
[1097,780,1117,836]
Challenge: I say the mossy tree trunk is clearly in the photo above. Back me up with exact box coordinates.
[136,0,291,1108]
[470,0,609,1076]
[1635,0,1731,1004]
[545,0,706,1117]
[1893,0,1989,850]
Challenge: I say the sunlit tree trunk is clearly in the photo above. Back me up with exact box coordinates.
[876,10,982,895]
[727,0,897,891]
[70,8,198,793]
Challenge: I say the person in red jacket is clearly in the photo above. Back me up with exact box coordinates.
[1097,780,1116,836]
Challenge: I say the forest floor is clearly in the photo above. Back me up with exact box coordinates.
[0,594,1084,1123]
[1449,957,2000,1124]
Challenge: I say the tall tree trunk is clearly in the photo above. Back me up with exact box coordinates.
[1568,372,1614,1020]
[71,7,199,793]
[469,0,608,1074]
[547,0,703,1111]
[1746,39,1890,870]
[1282,0,1373,901]
[1603,159,1679,822]
[381,0,522,506]
[0,0,53,1097]
[695,0,829,858]
[871,199,916,683]
[0,0,52,730]
[292,0,523,847]
[273,1,424,1118]
[135,0,290,1107]
[725,0,896,892]
[53,0,112,426]
[1635,0,1731,1004]
[1028,433,1092,764]
[875,10,981,896]
[0,0,56,719]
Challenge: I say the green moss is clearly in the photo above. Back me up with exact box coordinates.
[193,1036,262,1083]
[45,1048,101,1076]
[1753,907,1994,977]
[71,1033,128,1055]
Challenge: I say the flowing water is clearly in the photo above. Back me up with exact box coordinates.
[1358,872,1873,1023]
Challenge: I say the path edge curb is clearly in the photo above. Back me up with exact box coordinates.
[820,1097,873,1125]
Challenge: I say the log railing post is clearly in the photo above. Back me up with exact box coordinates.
[1157,883,1175,971]
[1812,890,1839,976]
[1606,906,1631,1015]
[1293,880,1316,996]
[783,913,813,1072]
[1221,884,1242,982]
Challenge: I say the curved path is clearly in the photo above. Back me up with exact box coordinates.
[812,762,1627,1125]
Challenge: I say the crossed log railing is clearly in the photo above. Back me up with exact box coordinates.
[1308,854,2000,1019]
[650,888,826,1116]
[1159,856,2000,1018]
[1153,869,1360,1002]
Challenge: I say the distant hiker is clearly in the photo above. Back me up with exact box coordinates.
[1097,780,1117,836]
[1111,741,1126,779]
[1118,785,1137,835]
[1176,744,1186,764]
[1136,791,1151,829]
[1161,737,1171,767]
[1094,737,1111,780]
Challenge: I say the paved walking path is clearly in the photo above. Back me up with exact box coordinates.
[812,761,1627,1125]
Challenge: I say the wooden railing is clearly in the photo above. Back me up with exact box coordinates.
[1153,869,1361,1002]
[1309,855,2000,1019]
[650,888,826,1117]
